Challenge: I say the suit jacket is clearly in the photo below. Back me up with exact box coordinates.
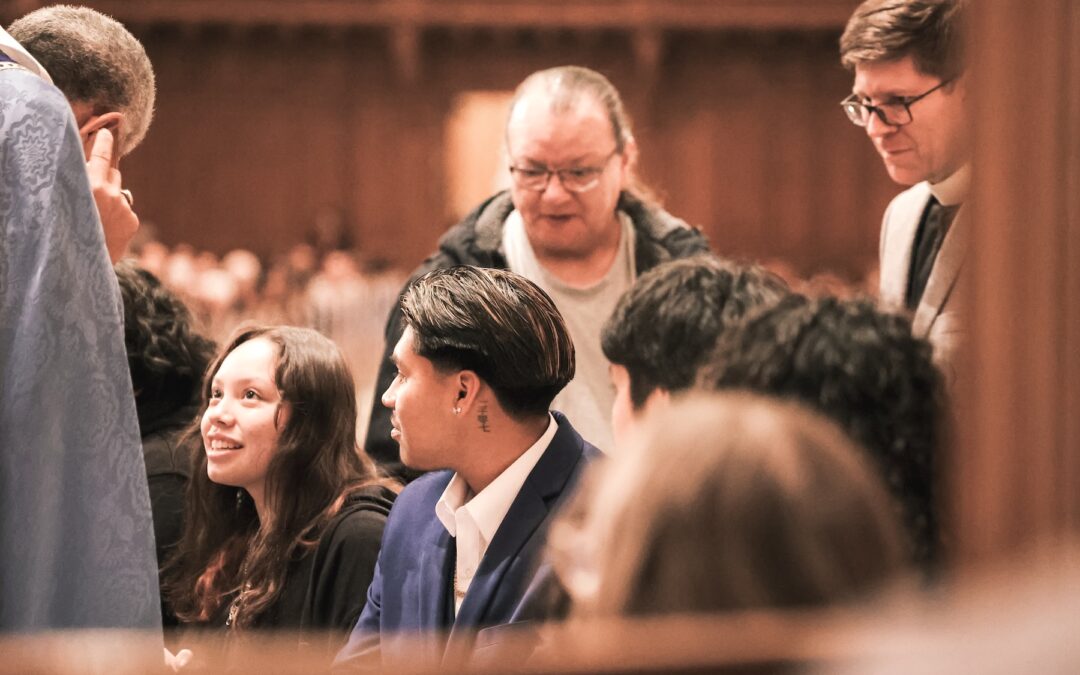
[335,412,598,670]
[878,181,968,381]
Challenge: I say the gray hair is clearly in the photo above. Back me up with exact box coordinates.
[505,65,658,203]
[507,65,634,154]
[9,5,156,155]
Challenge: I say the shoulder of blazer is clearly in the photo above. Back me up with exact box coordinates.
[383,471,452,532]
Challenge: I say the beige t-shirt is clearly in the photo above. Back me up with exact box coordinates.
[502,210,636,454]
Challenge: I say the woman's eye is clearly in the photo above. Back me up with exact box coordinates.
[243,390,259,400]
[210,388,223,400]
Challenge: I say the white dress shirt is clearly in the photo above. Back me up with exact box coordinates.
[435,413,558,614]
[928,163,971,207]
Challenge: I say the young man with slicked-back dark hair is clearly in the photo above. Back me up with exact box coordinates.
[600,255,789,452]
[337,266,599,670]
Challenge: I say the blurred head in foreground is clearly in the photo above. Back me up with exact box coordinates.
[550,392,908,616]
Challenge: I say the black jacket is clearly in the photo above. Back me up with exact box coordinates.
[260,484,397,641]
[363,190,710,480]
[141,405,199,629]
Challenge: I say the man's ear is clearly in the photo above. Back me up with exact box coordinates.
[78,111,125,160]
[454,370,484,415]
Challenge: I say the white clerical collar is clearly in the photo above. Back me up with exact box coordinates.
[436,413,558,542]
[0,27,53,84]
[928,164,971,207]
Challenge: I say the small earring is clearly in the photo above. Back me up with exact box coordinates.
[236,489,244,510]
[453,406,461,415]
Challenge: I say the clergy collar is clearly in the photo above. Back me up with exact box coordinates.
[0,27,53,83]
[928,164,971,207]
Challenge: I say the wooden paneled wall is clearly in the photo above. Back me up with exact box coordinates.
[118,25,894,279]
[953,0,1080,564]
[2,0,901,281]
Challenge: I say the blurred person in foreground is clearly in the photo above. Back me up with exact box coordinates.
[700,295,945,573]
[366,66,709,478]
[336,266,597,671]
[163,326,397,662]
[0,26,161,634]
[548,392,909,616]
[600,255,790,452]
[839,0,970,378]
[115,261,217,625]
[8,4,156,263]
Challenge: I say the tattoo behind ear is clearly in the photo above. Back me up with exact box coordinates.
[478,401,491,433]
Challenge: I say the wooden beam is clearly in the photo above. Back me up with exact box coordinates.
[15,0,858,31]
[954,0,1080,564]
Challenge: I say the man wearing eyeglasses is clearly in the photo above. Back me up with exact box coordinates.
[365,66,708,479]
[840,0,970,377]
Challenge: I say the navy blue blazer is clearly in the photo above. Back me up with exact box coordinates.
[335,412,597,670]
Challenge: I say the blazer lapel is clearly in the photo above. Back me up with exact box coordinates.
[879,184,930,308]
[449,413,585,635]
[418,518,455,631]
[913,205,967,338]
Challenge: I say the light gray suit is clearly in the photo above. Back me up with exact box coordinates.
[878,181,967,380]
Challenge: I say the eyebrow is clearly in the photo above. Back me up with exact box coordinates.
[211,376,275,388]
[517,151,601,167]
[853,86,921,101]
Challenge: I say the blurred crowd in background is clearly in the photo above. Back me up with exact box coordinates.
[131,228,407,430]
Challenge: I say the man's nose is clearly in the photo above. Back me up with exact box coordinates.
[381,381,397,409]
[540,173,574,202]
[866,110,898,139]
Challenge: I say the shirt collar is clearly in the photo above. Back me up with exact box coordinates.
[928,164,971,207]
[435,413,558,542]
[0,27,53,84]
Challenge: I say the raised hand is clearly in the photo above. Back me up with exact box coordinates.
[87,127,139,263]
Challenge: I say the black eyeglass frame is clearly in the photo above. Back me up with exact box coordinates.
[840,79,954,127]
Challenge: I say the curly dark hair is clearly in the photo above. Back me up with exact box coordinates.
[601,255,789,408]
[115,260,216,434]
[699,295,944,571]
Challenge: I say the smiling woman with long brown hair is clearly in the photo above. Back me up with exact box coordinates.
[163,325,397,653]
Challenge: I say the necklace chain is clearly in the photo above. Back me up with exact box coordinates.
[225,581,251,629]
[225,557,253,629]
[453,568,468,601]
